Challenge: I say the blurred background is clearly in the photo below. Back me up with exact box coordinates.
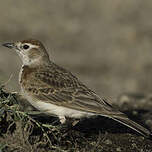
[0,0,152,103]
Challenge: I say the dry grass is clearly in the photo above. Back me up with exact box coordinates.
[0,87,152,152]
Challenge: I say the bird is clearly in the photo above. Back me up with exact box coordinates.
[2,39,151,138]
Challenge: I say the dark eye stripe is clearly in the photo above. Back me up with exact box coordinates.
[23,44,29,50]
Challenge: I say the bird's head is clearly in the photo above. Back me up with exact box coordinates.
[2,39,50,65]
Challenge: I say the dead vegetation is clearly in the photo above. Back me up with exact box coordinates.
[0,87,152,152]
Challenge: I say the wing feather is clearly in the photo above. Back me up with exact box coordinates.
[23,63,122,116]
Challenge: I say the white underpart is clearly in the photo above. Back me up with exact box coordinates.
[19,65,23,84]
[23,56,41,65]
[22,90,95,123]
[30,100,94,118]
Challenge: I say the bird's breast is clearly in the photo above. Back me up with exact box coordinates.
[19,65,36,87]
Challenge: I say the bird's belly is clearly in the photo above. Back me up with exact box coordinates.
[30,100,94,118]
[23,91,94,118]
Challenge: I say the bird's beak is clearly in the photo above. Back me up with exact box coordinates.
[2,43,15,49]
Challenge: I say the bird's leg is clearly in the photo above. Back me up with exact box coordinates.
[59,117,80,137]
[59,116,78,127]
[59,116,66,124]
[64,117,80,127]
[59,116,79,126]
[72,119,79,126]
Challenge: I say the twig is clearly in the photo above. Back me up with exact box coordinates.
[0,74,13,88]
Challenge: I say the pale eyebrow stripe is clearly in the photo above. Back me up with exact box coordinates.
[23,43,39,49]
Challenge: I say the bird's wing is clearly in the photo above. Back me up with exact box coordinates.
[25,63,122,116]
[23,64,151,138]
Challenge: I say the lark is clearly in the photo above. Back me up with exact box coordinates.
[2,39,151,137]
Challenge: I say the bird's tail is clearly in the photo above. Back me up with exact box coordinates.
[107,114,151,138]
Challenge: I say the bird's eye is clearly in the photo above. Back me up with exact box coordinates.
[23,44,29,50]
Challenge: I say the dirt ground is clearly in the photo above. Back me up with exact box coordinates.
[0,88,152,152]
[0,1,152,152]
